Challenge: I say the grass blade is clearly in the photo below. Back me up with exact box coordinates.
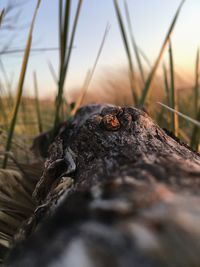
[0,59,13,107]
[71,24,110,116]
[157,102,200,128]
[53,0,83,131]
[62,0,71,66]
[33,71,43,133]
[57,0,71,123]
[191,48,200,150]
[71,69,91,116]
[2,0,41,169]
[124,0,145,84]
[138,47,152,68]
[157,63,170,126]
[20,97,27,127]
[139,0,186,107]
[59,0,71,69]
[113,0,137,104]
[194,48,199,116]
[0,47,59,55]
[169,41,178,135]
[59,0,63,59]
[61,0,83,92]
[0,94,8,129]
[0,9,5,27]
[190,108,200,151]
[163,63,170,106]
[48,60,58,84]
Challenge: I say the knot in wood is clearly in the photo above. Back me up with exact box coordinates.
[102,114,120,131]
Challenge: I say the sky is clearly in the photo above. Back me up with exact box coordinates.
[1,0,200,98]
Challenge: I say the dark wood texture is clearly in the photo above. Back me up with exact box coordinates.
[6,104,200,267]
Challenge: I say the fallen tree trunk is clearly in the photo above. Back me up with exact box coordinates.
[6,104,200,267]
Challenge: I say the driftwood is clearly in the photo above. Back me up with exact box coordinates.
[6,104,200,267]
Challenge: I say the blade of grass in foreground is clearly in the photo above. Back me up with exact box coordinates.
[157,102,200,128]
[56,0,71,123]
[194,48,199,116]
[0,95,8,129]
[0,59,13,106]
[139,0,186,107]
[163,63,170,106]
[48,61,66,121]
[71,24,110,116]
[70,70,91,116]
[2,0,41,169]
[191,49,200,150]
[124,0,145,85]
[113,0,137,105]
[169,41,179,136]
[33,71,43,133]
[53,0,83,132]
[59,0,71,70]
[20,97,28,137]
[138,47,152,69]
[190,108,200,151]
[157,63,170,126]
[0,47,59,55]
[48,60,58,84]
[0,9,5,26]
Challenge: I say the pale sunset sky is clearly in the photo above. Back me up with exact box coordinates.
[1,0,200,98]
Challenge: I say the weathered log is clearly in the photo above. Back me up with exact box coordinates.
[6,104,200,267]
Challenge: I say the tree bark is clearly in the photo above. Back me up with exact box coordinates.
[6,104,200,267]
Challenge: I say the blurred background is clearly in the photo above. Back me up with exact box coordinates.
[0,0,199,152]
[1,1,199,96]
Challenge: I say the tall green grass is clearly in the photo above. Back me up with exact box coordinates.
[191,108,200,150]
[71,24,110,116]
[139,0,186,107]
[113,0,185,107]
[113,0,137,105]
[194,48,199,116]
[0,95,8,129]
[190,48,200,150]
[163,63,170,106]
[0,9,8,129]
[0,9,5,26]
[124,0,145,85]
[53,0,83,132]
[48,60,58,84]
[0,59,13,107]
[2,0,41,168]
[169,41,179,136]
[33,71,43,134]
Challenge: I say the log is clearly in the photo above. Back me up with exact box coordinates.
[6,104,200,267]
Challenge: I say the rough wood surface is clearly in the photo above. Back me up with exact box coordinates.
[6,104,200,267]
